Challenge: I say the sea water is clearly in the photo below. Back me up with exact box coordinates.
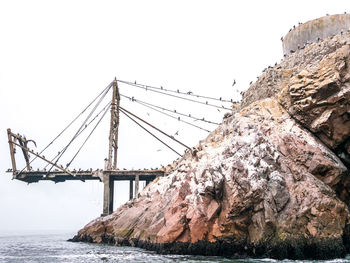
[1,233,350,263]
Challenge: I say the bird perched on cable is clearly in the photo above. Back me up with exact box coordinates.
[187,91,193,95]
[232,79,236,86]
[161,86,163,90]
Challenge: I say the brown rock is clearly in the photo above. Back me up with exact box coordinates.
[279,44,350,150]
[72,99,349,259]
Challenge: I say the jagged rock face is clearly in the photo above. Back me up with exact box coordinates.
[74,100,349,259]
[279,44,350,151]
[241,31,350,168]
[241,31,350,110]
[72,31,350,259]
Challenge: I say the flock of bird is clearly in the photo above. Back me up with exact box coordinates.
[282,12,348,54]
[241,12,350,90]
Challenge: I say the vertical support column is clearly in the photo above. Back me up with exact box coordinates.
[107,78,120,170]
[7,129,17,177]
[102,173,114,216]
[135,174,139,197]
[109,179,114,215]
[113,81,120,170]
[104,78,120,216]
[129,180,134,200]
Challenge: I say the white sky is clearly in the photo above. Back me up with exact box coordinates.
[0,0,349,235]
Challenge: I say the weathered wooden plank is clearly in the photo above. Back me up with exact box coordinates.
[7,129,17,176]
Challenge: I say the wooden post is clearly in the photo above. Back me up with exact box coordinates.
[7,129,17,176]
[135,174,139,197]
[129,179,134,200]
[107,78,120,170]
[102,173,114,216]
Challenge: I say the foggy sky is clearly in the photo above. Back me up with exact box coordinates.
[1,0,349,235]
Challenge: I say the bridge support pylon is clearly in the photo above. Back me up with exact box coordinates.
[102,77,120,216]
[129,180,133,200]
[102,173,114,216]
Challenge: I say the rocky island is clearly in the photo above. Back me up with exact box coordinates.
[70,14,350,259]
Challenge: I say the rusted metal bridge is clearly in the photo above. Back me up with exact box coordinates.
[7,79,166,216]
[7,78,232,216]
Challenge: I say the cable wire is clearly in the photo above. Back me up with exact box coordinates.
[118,80,232,110]
[43,100,112,169]
[120,109,182,157]
[120,106,191,150]
[66,102,111,168]
[18,82,113,174]
[122,95,211,132]
[118,79,233,103]
[46,83,112,173]
[120,94,220,125]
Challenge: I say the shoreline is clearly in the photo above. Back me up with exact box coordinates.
[68,234,348,260]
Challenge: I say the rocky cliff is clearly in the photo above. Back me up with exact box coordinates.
[70,30,350,259]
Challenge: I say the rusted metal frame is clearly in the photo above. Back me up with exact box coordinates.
[7,129,17,176]
[10,140,75,177]
[107,78,118,170]
[119,106,191,150]
[119,108,183,157]
[17,137,31,171]
[113,80,120,170]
